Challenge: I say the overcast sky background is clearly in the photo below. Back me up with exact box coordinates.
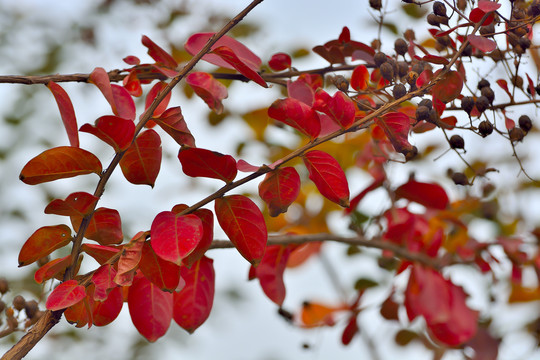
[0,0,539,359]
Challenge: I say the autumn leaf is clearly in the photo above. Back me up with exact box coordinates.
[20,146,102,185]
[211,46,267,88]
[215,195,268,265]
[91,264,117,301]
[178,147,237,183]
[18,225,72,267]
[111,84,136,120]
[119,129,162,187]
[79,115,135,152]
[268,98,321,139]
[89,67,117,115]
[268,52,291,71]
[139,242,182,292]
[144,81,172,118]
[395,179,449,210]
[303,150,350,207]
[186,72,228,114]
[45,192,99,217]
[47,81,79,147]
[46,280,86,311]
[432,71,463,103]
[173,256,215,333]
[375,112,413,156]
[258,167,301,217]
[71,207,123,245]
[34,255,72,284]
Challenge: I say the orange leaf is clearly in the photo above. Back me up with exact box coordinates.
[19,146,102,185]
[34,255,72,284]
[89,67,117,115]
[45,192,99,217]
[300,301,347,327]
[18,225,71,267]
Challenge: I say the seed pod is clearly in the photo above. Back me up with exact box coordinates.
[457,0,467,11]
[450,134,465,149]
[476,96,490,113]
[333,75,349,92]
[461,96,475,114]
[12,295,26,311]
[395,38,408,56]
[518,115,532,132]
[529,0,540,17]
[433,1,447,17]
[404,29,416,41]
[478,120,494,137]
[428,108,438,123]
[411,62,424,75]
[374,52,387,67]
[380,62,394,81]
[24,300,39,319]
[512,75,523,89]
[415,105,430,121]
[481,87,495,104]
[0,278,8,295]
[393,83,407,99]
[418,98,433,110]
[0,300,5,313]
[480,24,495,36]
[406,71,419,86]
[452,172,469,185]
[462,44,473,56]
[370,0,382,10]
[404,146,418,161]
[477,79,490,90]
[509,127,525,142]
[519,37,531,50]
[397,62,409,77]
[427,13,441,27]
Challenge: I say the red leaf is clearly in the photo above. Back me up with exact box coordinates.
[526,73,536,97]
[34,255,72,284]
[268,52,291,71]
[182,209,214,268]
[92,286,123,326]
[19,146,102,185]
[341,315,359,345]
[153,107,196,147]
[89,67,117,115]
[395,179,449,210]
[111,84,136,120]
[91,264,117,301]
[287,242,322,268]
[63,295,91,328]
[215,195,268,265]
[186,72,228,114]
[236,159,260,172]
[339,26,351,43]
[303,150,350,207]
[114,232,146,286]
[421,54,449,65]
[71,207,123,245]
[258,167,301,217]
[351,65,369,91]
[151,211,203,265]
[477,0,501,12]
[268,98,321,139]
[173,256,215,333]
[185,33,262,71]
[144,81,172,119]
[416,69,433,88]
[119,129,162,187]
[375,112,413,156]
[128,275,173,342]
[287,77,315,106]
[211,46,267,88]
[468,35,497,53]
[432,70,463,103]
[141,35,178,69]
[47,81,79,147]
[80,116,135,151]
[18,225,71,267]
[405,265,478,346]
[178,147,237,183]
[505,116,515,130]
[122,70,142,97]
[323,91,356,128]
[123,56,140,65]
[139,242,182,291]
[250,245,294,306]
[45,192,99,217]
[46,280,86,311]
[496,79,512,99]
[81,244,120,265]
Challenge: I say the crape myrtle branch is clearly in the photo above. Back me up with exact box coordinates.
[1,1,264,360]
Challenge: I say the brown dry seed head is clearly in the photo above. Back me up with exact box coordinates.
[512,75,524,89]
[370,0,382,10]
[411,62,424,74]
[333,75,349,92]
[509,127,525,142]
[398,62,409,77]
[374,52,388,67]
[406,71,419,86]
[380,62,394,81]
[479,120,494,137]
[452,172,469,185]
[457,0,467,11]
[433,1,448,17]
[450,134,465,149]
[481,87,495,104]
[416,105,430,121]
[404,146,418,161]
[476,96,490,113]
[461,96,475,114]
[395,38,408,56]
[12,295,26,311]
[24,300,39,319]
[480,24,495,36]
[518,37,531,50]
[418,98,433,110]
[477,79,490,90]
[427,13,441,27]
[0,300,5,313]
[393,83,407,99]
[0,278,9,295]
[519,115,532,132]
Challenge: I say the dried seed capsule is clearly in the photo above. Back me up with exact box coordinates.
[397,61,409,77]
[481,87,495,104]
[519,37,531,50]
[476,96,490,113]
[519,115,532,132]
[452,172,469,185]
[333,75,349,92]
[418,98,433,110]
[395,38,408,56]
[509,127,525,142]
[428,108,438,123]
[529,0,540,17]
[404,146,418,161]
[393,83,407,99]
[512,75,523,89]
[457,0,467,11]
[482,183,496,197]
[480,23,495,36]
[462,44,473,56]
[380,62,394,81]
[427,13,441,27]
[370,0,382,10]
[12,295,26,311]
[450,134,465,149]
[411,62,424,75]
[406,71,419,86]
[24,300,39,319]
[478,120,494,137]
[0,278,8,295]
[0,300,5,313]
[415,105,430,121]
[461,96,475,114]
[374,52,387,67]
[404,29,416,41]
[477,79,490,90]
[433,1,447,17]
